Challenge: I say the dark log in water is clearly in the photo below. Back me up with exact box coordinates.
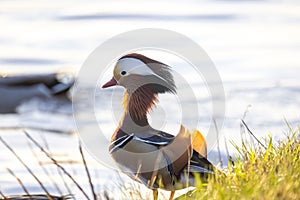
[1,194,72,200]
[0,74,74,113]
[0,74,59,87]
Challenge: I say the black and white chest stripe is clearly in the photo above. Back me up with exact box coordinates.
[109,132,174,154]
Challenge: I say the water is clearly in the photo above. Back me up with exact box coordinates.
[0,0,300,198]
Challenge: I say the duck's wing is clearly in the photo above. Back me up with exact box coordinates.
[160,125,193,175]
[160,126,215,177]
[187,129,215,174]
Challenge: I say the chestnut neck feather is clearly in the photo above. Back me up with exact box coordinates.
[122,84,158,127]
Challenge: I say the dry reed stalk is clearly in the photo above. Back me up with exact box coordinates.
[24,131,90,200]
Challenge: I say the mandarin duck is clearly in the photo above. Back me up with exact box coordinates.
[102,53,215,200]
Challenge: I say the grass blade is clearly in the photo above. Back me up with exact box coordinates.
[78,141,97,200]
[213,119,222,166]
[24,131,90,200]
[0,136,54,200]
[27,139,63,195]
[39,134,74,198]
[6,168,32,200]
[241,120,267,150]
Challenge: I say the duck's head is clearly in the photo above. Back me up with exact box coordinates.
[102,53,176,95]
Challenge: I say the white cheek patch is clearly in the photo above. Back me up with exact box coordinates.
[117,58,155,76]
[116,58,166,82]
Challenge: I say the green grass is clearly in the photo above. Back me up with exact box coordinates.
[178,126,300,200]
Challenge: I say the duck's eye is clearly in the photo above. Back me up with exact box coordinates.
[120,71,127,76]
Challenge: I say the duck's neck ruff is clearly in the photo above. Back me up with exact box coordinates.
[122,84,158,126]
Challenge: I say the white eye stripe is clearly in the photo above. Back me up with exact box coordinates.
[117,58,155,76]
[127,64,154,75]
[116,57,167,82]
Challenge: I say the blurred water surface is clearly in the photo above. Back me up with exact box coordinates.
[1,0,299,138]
